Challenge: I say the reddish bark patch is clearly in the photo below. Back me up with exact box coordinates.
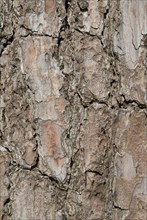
[24,40,36,71]
[41,121,62,167]
[98,138,105,152]
[54,157,61,167]
[44,0,55,14]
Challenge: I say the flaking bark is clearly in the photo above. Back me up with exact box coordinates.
[0,0,147,219]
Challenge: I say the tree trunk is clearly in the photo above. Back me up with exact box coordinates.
[0,0,147,219]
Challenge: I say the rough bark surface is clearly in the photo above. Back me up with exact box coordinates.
[0,0,147,219]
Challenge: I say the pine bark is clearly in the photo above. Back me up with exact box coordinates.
[0,0,147,219]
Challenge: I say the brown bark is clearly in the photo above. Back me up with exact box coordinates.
[0,0,147,219]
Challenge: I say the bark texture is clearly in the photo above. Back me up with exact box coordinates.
[0,0,147,219]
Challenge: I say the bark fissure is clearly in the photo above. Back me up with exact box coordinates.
[0,0,147,219]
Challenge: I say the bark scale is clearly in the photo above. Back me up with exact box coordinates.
[0,0,147,219]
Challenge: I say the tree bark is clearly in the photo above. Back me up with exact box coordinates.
[0,0,147,219]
